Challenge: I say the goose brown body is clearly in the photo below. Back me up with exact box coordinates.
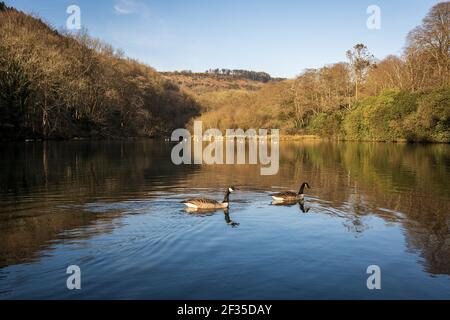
[271,182,310,202]
[183,198,228,209]
[182,186,236,209]
[271,191,302,201]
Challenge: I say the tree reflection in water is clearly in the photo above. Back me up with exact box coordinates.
[0,140,449,276]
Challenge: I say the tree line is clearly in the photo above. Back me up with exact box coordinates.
[205,69,273,82]
[169,69,277,83]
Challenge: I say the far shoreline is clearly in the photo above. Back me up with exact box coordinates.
[1,134,449,144]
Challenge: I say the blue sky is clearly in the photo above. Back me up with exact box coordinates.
[7,0,441,78]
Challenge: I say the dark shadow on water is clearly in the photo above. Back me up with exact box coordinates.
[184,207,240,228]
[271,199,311,213]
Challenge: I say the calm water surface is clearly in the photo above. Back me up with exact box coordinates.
[0,140,449,299]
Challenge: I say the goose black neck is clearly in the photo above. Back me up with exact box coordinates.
[222,190,231,203]
[298,183,308,195]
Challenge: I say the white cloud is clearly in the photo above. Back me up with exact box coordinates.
[114,0,138,15]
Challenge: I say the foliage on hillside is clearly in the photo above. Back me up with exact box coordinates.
[0,4,200,140]
[340,89,449,142]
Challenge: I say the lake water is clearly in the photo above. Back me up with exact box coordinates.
[0,140,449,299]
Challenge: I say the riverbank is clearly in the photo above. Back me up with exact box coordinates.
[2,133,448,144]
[0,126,155,142]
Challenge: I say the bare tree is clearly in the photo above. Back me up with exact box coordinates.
[406,2,450,90]
[346,44,375,100]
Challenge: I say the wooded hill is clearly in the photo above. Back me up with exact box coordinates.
[0,3,200,140]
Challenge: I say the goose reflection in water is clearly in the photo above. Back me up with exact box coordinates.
[271,199,310,213]
[184,207,240,227]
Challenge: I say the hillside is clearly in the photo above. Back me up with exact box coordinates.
[0,3,200,140]
[161,70,285,115]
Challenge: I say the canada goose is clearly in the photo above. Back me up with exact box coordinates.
[182,186,237,209]
[271,182,310,202]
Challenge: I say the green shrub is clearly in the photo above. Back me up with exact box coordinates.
[342,90,421,141]
[403,87,450,142]
[307,112,344,138]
